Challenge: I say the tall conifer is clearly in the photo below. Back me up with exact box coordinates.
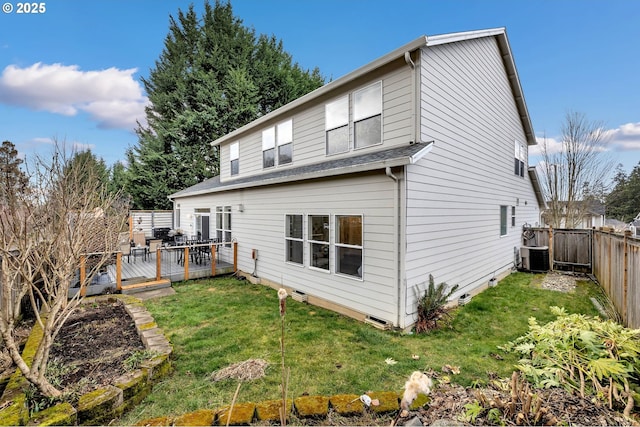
[126,1,324,209]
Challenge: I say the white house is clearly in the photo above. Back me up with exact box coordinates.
[170,27,544,329]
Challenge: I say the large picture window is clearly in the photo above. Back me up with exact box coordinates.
[325,96,349,155]
[335,215,363,278]
[285,214,303,265]
[308,215,330,271]
[353,82,382,149]
[230,142,239,176]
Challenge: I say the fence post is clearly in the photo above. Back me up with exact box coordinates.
[233,241,238,272]
[79,255,87,297]
[116,252,122,291]
[211,244,216,277]
[156,247,162,281]
[548,227,553,271]
[184,246,190,281]
[623,230,630,322]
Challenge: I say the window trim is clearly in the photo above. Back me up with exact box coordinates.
[514,140,525,177]
[284,214,304,266]
[500,205,508,237]
[216,206,232,247]
[325,95,350,156]
[230,142,239,176]
[308,214,331,273]
[334,214,364,280]
[353,82,382,150]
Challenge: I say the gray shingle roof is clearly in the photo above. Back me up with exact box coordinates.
[170,142,432,199]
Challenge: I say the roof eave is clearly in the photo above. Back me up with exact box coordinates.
[173,153,425,199]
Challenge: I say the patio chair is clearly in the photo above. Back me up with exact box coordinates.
[132,232,146,247]
[148,239,162,259]
[119,243,131,263]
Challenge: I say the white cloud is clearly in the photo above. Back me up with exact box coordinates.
[605,122,640,151]
[530,136,562,156]
[0,63,148,130]
[531,122,640,156]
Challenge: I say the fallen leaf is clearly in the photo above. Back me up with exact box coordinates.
[385,357,398,365]
[371,399,380,406]
[411,354,420,360]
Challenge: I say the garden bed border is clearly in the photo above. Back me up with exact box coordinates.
[0,294,173,426]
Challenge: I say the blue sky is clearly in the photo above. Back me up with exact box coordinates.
[1,0,639,176]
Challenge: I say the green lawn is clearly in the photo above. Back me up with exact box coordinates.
[119,272,602,424]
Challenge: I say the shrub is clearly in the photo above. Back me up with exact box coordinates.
[500,306,640,416]
[415,274,458,334]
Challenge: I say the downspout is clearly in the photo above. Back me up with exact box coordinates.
[386,167,402,327]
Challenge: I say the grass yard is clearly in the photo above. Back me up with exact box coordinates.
[119,272,603,424]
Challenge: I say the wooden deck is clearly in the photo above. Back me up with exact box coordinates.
[74,243,237,297]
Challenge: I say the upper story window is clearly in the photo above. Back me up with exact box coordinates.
[325,96,349,155]
[514,140,525,177]
[325,82,382,155]
[230,142,239,176]
[353,82,382,149]
[277,120,293,165]
[262,128,275,168]
[263,119,293,168]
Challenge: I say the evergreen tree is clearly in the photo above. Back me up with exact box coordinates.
[126,0,324,209]
[0,140,29,201]
[606,163,640,222]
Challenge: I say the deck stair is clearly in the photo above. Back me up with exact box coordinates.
[121,279,171,295]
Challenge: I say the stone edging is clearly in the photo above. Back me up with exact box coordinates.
[136,391,431,426]
[0,294,173,426]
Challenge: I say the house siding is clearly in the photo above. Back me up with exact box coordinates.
[401,36,540,327]
[218,63,414,183]
[175,171,400,324]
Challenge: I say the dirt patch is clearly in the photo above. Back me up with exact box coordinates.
[48,300,145,398]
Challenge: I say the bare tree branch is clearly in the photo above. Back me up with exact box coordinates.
[0,140,128,398]
[539,111,615,228]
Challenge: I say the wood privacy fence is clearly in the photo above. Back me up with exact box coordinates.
[525,227,640,328]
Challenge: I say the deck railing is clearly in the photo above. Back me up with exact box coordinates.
[75,241,238,297]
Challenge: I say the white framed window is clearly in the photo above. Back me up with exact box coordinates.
[285,214,303,265]
[353,82,382,149]
[263,119,293,168]
[325,96,349,155]
[262,128,275,168]
[230,142,239,176]
[500,205,508,236]
[514,140,525,177]
[308,214,330,271]
[277,120,293,165]
[216,206,232,246]
[335,215,363,278]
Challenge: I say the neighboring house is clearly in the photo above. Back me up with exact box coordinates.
[170,28,544,329]
[629,213,640,237]
[541,200,606,229]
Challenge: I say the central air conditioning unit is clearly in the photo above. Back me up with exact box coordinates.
[520,246,550,272]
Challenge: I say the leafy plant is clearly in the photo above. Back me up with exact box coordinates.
[460,400,484,423]
[500,306,640,416]
[415,274,459,333]
[124,350,158,371]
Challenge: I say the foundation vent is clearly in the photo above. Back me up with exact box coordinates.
[364,315,391,330]
[291,290,308,303]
